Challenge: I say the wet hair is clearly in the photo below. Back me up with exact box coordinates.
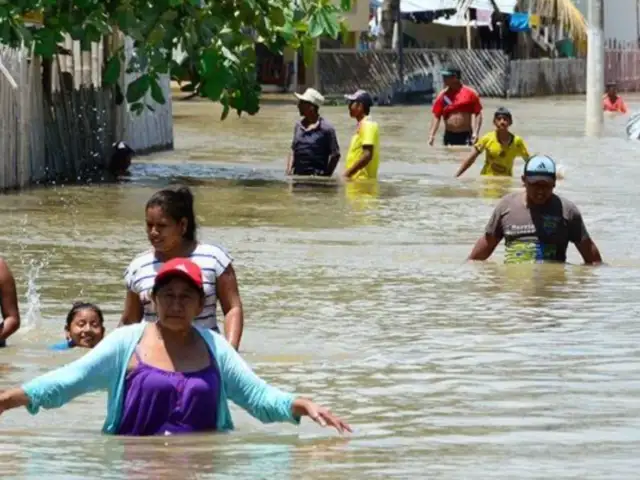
[65,302,105,329]
[494,107,512,122]
[145,186,197,241]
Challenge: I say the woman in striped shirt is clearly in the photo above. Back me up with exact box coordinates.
[120,187,244,350]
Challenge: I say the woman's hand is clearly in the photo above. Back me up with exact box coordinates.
[292,398,352,434]
[0,388,30,414]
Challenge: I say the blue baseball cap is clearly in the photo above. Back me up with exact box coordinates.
[524,155,556,182]
[345,89,373,107]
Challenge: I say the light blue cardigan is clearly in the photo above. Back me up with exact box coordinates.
[22,323,300,433]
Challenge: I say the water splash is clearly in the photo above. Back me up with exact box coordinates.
[20,255,51,332]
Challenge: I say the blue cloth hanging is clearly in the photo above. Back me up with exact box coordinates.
[509,13,530,32]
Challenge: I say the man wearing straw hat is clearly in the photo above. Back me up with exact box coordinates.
[286,88,341,177]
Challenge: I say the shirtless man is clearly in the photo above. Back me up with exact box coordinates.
[428,66,483,147]
[0,258,20,347]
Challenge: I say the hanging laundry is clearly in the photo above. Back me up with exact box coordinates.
[476,9,492,25]
[529,14,541,28]
[509,13,530,32]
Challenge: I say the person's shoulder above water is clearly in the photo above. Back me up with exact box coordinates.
[495,191,522,210]
[124,249,157,287]
[49,340,73,351]
[318,117,336,130]
[461,84,480,97]
[193,242,232,259]
[361,117,379,130]
[191,242,233,275]
[475,130,496,146]
[125,248,156,271]
[550,193,582,216]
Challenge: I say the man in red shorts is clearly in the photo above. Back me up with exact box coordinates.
[428,66,483,147]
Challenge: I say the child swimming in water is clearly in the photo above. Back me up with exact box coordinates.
[50,302,105,350]
[455,107,530,178]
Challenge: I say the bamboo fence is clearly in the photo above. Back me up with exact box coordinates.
[0,34,174,191]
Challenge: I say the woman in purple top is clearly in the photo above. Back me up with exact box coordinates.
[0,258,351,437]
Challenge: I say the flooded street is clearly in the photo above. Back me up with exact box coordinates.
[1,94,640,479]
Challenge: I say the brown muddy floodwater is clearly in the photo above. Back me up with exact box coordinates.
[1,94,640,479]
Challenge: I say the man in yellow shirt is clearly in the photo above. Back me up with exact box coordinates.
[455,107,529,178]
[343,90,380,180]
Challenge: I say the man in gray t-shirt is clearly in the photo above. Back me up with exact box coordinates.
[468,155,603,264]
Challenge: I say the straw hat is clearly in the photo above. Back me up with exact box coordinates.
[294,88,325,107]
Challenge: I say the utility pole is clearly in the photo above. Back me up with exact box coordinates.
[585,0,604,136]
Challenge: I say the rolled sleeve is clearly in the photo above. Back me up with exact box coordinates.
[567,205,590,245]
[360,121,378,146]
[485,202,506,240]
[474,133,490,153]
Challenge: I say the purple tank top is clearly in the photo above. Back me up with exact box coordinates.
[117,348,221,436]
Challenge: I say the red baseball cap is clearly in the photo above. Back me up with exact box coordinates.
[153,258,203,294]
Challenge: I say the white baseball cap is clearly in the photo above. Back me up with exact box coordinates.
[524,154,556,183]
[294,88,325,107]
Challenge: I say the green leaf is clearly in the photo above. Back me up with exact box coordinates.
[146,103,156,112]
[199,47,220,76]
[33,28,59,58]
[340,0,351,11]
[293,20,308,33]
[320,9,339,39]
[201,78,225,101]
[148,25,165,45]
[116,7,137,31]
[103,55,121,85]
[308,12,324,38]
[220,102,230,120]
[126,74,151,103]
[114,83,125,105]
[302,37,315,67]
[130,102,144,115]
[220,46,239,64]
[269,7,285,27]
[150,79,166,104]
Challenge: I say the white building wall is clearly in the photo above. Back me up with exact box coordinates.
[573,0,639,45]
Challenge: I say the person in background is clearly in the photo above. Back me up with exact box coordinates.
[109,141,135,176]
[50,302,106,350]
[343,90,380,181]
[428,66,483,146]
[0,259,19,348]
[119,186,244,351]
[0,259,352,437]
[456,107,529,178]
[468,155,603,264]
[602,82,627,114]
[286,88,340,177]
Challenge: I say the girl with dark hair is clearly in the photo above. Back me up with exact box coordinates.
[50,302,105,350]
[0,259,350,436]
[119,186,244,351]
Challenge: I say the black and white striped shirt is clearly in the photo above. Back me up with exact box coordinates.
[124,243,233,330]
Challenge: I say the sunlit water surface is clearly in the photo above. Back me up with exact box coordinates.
[1,96,640,479]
